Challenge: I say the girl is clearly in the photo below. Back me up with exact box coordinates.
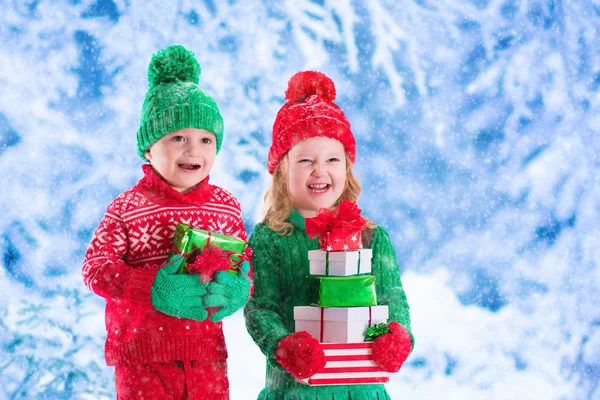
[244,71,414,399]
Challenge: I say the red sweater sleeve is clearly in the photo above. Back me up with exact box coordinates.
[82,205,157,311]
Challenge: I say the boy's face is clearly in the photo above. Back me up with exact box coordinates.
[287,136,347,218]
[145,128,217,193]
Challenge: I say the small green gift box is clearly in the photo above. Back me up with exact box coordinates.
[168,223,246,278]
[306,275,377,307]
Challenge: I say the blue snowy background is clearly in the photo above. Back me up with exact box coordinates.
[1,1,599,399]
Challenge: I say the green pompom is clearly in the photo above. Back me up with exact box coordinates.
[148,45,201,86]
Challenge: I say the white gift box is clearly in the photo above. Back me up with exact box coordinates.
[308,249,373,276]
[294,305,388,343]
[303,342,390,386]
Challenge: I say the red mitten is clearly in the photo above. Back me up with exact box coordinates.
[275,331,326,380]
[371,322,412,372]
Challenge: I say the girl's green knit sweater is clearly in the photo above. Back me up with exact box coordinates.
[244,210,413,400]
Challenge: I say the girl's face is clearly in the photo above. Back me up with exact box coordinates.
[287,136,347,217]
[145,128,217,193]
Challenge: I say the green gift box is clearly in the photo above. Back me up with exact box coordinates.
[168,223,246,276]
[306,275,377,307]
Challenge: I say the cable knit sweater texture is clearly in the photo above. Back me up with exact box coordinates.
[82,164,251,366]
[244,210,413,399]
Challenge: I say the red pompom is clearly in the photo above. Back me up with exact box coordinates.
[275,331,326,380]
[285,71,336,103]
[371,322,412,373]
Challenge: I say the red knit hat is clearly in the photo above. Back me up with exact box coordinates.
[267,71,356,174]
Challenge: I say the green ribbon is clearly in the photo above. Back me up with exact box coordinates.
[169,223,247,274]
[306,275,377,307]
[364,323,391,342]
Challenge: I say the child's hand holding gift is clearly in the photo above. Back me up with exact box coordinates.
[150,255,209,321]
[204,260,252,322]
[274,331,326,380]
[371,321,412,372]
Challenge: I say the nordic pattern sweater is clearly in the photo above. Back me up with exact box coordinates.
[82,164,251,366]
[244,210,413,399]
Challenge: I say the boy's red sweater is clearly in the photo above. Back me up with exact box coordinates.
[82,164,251,366]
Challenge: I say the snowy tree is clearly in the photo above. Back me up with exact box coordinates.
[1,0,598,398]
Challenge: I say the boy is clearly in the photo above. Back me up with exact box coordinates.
[82,45,251,400]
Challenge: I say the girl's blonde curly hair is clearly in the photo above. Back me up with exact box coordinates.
[262,153,376,235]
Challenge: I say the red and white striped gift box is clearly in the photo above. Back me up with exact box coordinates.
[304,342,390,386]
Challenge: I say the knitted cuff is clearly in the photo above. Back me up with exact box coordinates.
[123,268,158,311]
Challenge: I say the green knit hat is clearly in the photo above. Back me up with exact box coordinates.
[136,45,224,160]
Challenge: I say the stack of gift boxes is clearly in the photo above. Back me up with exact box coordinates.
[293,201,390,386]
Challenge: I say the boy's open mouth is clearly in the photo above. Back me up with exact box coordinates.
[178,163,201,170]
[307,183,331,193]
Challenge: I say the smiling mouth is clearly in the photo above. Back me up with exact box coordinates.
[178,163,201,170]
[308,183,331,193]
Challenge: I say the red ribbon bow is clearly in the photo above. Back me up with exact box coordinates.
[305,200,366,240]
[187,243,238,283]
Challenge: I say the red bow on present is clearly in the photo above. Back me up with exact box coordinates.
[186,243,237,283]
[305,200,366,240]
